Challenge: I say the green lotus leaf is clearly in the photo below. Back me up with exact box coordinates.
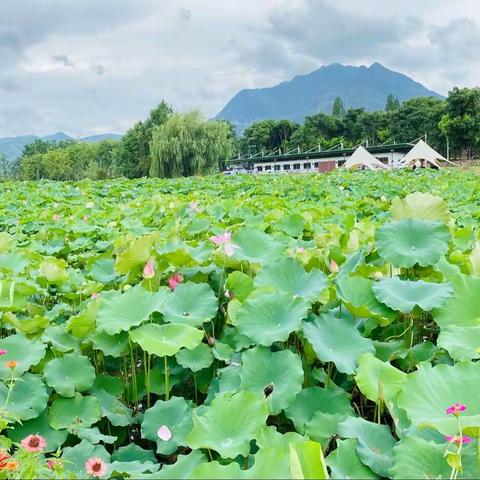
[390,435,477,479]
[397,361,480,435]
[285,387,354,433]
[256,426,304,450]
[141,396,193,455]
[89,258,118,284]
[161,282,218,327]
[289,441,329,480]
[245,447,291,479]
[6,313,49,335]
[49,393,102,432]
[96,284,168,334]
[254,257,328,302]
[0,333,46,380]
[176,343,214,372]
[111,444,157,463]
[92,374,124,397]
[67,300,98,338]
[232,291,309,346]
[7,409,68,452]
[62,440,110,479]
[0,253,28,274]
[0,373,48,421]
[41,325,80,353]
[302,311,375,374]
[115,235,154,275]
[108,461,159,477]
[187,391,268,458]
[92,388,133,427]
[338,417,396,477]
[372,277,453,313]
[130,323,203,357]
[327,438,378,479]
[336,275,397,325]
[239,346,304,414]
[391,192,450,223]
[190,461,242,479]
[437,324,480,361]
[225,271,254,302]
[77,426,117,444]
[355,353,406,407]
[305,412,349,449]
[137,451,206,480]
[89,330,129,357]
[44,352,95,397]
[232,228,284,264]
[39,258,69,284]
[375,219,451,268]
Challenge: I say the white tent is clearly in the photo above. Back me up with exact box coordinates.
[398,140,451,169]
[343,145,387,170]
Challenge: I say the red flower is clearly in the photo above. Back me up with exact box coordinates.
[446,403,466,415]
[21,434,46,453]
[85,458,107,478]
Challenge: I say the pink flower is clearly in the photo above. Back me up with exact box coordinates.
[143,259,155,279]
[329,259,339,273]
[188,201,199,211]
[446,403,467,415]
[52,214,61,222]
[157,425,172,441]
[168,273,183,291]
[445,435,473,445]
[91,292,100,300]
[85,458,107,478]
[20,434,46,453]
[296,247,305,254]
[0,350,7,356]
[210,232,237,257]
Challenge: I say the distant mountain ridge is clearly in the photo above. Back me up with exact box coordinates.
[0,132,122,160]
[215,62,444,131]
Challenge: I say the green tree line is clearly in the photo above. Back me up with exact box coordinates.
[13,86,480,181]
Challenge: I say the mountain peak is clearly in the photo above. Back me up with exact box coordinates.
[216,63,443,131]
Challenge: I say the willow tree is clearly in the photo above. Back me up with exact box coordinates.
[149,111,234,178]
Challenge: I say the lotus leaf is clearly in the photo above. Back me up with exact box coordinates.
[289,441,329,480]
[391,192,450,223]
[62,440,110,479]
[327,438,378,479]
[175,343,214,372]
[189,461,243,479]
[49,392,102,432]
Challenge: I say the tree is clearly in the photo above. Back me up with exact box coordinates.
[0,154,9,178]
[332,97,346,118]
[240,120,298,154]
[114,101,173,177]
[385,94,400,112]
[149,111,234,178]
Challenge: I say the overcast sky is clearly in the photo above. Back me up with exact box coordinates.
[1,0,479,137]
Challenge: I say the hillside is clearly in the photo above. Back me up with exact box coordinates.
[216,62,443,131]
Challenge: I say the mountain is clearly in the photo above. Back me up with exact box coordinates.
[0,132,122,160]
[216,62,444,131]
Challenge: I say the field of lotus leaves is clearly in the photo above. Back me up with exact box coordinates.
[1,169,480,478]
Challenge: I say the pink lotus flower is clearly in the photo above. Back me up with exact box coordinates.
[188,201,199,211]
[296,247,305,254]
[210,232,237,257]
[0,350,7,356]
[52,214,61,222]
[85,458,107,478]
[329,259,339,273]
[157,425,172,441]
[20,434,46,453]
[91,292,100,300]
[445,435,472,445]
[143,260,155,279]
[446,403,467,415]
[168,273,183,290]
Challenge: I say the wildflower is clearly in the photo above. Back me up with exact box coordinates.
[5,360,17,369]
[446,403,467,415]
[210,231,237,257]
[0,450,12,470]
[21,434,47,453]
[329,259,339,273]
[91,292,100,299]
[168,273,183,290]
[157,425,172,441]
[296,247,305,254]
[142,260,155,279]
[4,460,18,471]
[85,458,107,478]
[188,201,199,211]
[445,435,473,445]
[0,350,7,356]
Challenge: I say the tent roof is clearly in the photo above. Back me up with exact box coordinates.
[343,145,387,170]
[398,140,447,168]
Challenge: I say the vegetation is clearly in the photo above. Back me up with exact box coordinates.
[0,170,478,478]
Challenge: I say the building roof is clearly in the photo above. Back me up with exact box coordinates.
[343,145,387,170]
[398,140,446,168]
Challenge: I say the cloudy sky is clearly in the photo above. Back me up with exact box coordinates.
[1,0,479,137]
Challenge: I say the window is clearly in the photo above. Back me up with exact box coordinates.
[314,162,319,168]
[283,164,291,170]
[304,163,311,169]
[265,165,271,170]
[256,166,263,172]
[274,165,281,171]
[293,163,301,170]
[376,156,389,164]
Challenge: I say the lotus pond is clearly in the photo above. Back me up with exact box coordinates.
[0,170,480,478]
